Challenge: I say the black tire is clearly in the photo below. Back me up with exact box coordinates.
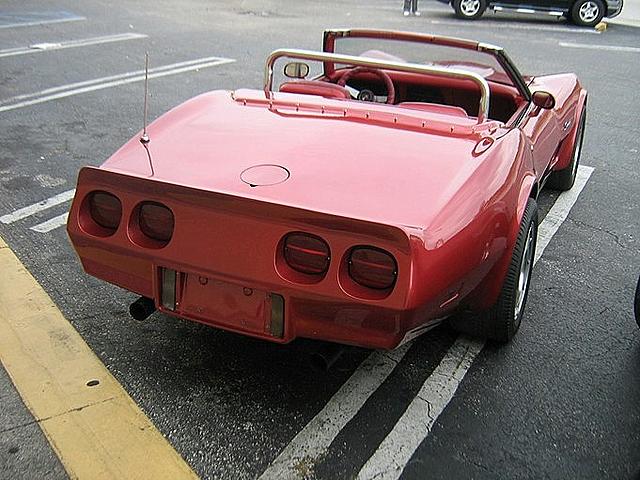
[547,107,586,191]
[634,275,640,328]
[450,199,538,342]
[453,0,487,20]
[570,0,605,26]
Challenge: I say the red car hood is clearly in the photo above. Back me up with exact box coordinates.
[101,89,503,229]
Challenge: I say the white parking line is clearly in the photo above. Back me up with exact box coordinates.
[258,345,411,480]
[0,56,236,113]
[4,56,227,104]
[0,189,75,224]
[0,33,148,58]
[535,166,594,264]
[0,12,85,29]
[30,213,68,233]
[357,336,484,480]
[428,19,601,34]
[559,41,640,53]
[355,165,594,480]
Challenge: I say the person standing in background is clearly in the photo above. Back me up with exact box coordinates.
[403,0,421,15]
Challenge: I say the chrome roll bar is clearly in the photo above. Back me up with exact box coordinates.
[264,49,491,124]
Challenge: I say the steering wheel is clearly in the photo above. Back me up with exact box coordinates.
[337,67,396,105]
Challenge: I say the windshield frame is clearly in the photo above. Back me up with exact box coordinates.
[322,29,531,102]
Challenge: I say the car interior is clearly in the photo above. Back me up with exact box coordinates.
[279,64,526,123]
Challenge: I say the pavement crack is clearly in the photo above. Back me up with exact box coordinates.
[425,399,434,422]
[0,395,120,434]
[380,351,401,364]
[467,457,492,473]
[47,395,120,419]
[0,420,40,435]
[416,395,436,422]
[569,218,637,252]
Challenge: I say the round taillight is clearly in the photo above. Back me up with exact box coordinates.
[284,232,330,275]
[88,191,122,232]
[138,202,174,243]
[349,247,397,290]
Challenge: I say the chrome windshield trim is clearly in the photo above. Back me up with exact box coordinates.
[477,42,503,52]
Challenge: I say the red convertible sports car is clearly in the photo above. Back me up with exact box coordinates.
[67,29,586,350]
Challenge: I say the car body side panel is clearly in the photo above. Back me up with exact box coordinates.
[550,85,587,172]
[457,128,536,311]
[493,0,568,10]
[524,73,583,174]
[405,128,533,315]
[522,105,561,178]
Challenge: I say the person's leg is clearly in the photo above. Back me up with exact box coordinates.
[412,0,421,14]
[403,0,411,15]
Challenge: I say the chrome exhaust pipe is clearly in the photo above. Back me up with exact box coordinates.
[310,343,345,371]
[129,296,156,321]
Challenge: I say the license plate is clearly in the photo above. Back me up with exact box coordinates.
[177,274,269,335]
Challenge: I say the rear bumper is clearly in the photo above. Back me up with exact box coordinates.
[67,167,443,350]
[72,245,435,350]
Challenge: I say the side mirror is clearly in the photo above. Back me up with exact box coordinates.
[284,62,310,79]
[532,91,556,110]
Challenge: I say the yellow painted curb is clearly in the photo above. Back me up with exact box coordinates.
[0,236,198,480]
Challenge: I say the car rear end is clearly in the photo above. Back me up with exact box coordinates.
[67,167,432,350]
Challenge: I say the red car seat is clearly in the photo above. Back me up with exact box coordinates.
[280,80,351,100]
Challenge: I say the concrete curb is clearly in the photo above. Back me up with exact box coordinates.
[605,18,640,27]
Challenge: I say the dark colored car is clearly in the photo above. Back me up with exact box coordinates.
[437,0,623,26]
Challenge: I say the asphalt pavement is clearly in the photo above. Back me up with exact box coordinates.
[0,1,639,479]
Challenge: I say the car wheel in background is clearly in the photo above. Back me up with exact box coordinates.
[570,0,605,26]
[548,107,586,190]
[453,0,487,19]
[450,199,538,342]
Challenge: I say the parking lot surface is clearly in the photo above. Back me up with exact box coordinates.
[1,1,639,479]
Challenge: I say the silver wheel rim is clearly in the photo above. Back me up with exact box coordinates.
[460,0,481,16]
[514,223,535,320]
[579,1,600,22]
